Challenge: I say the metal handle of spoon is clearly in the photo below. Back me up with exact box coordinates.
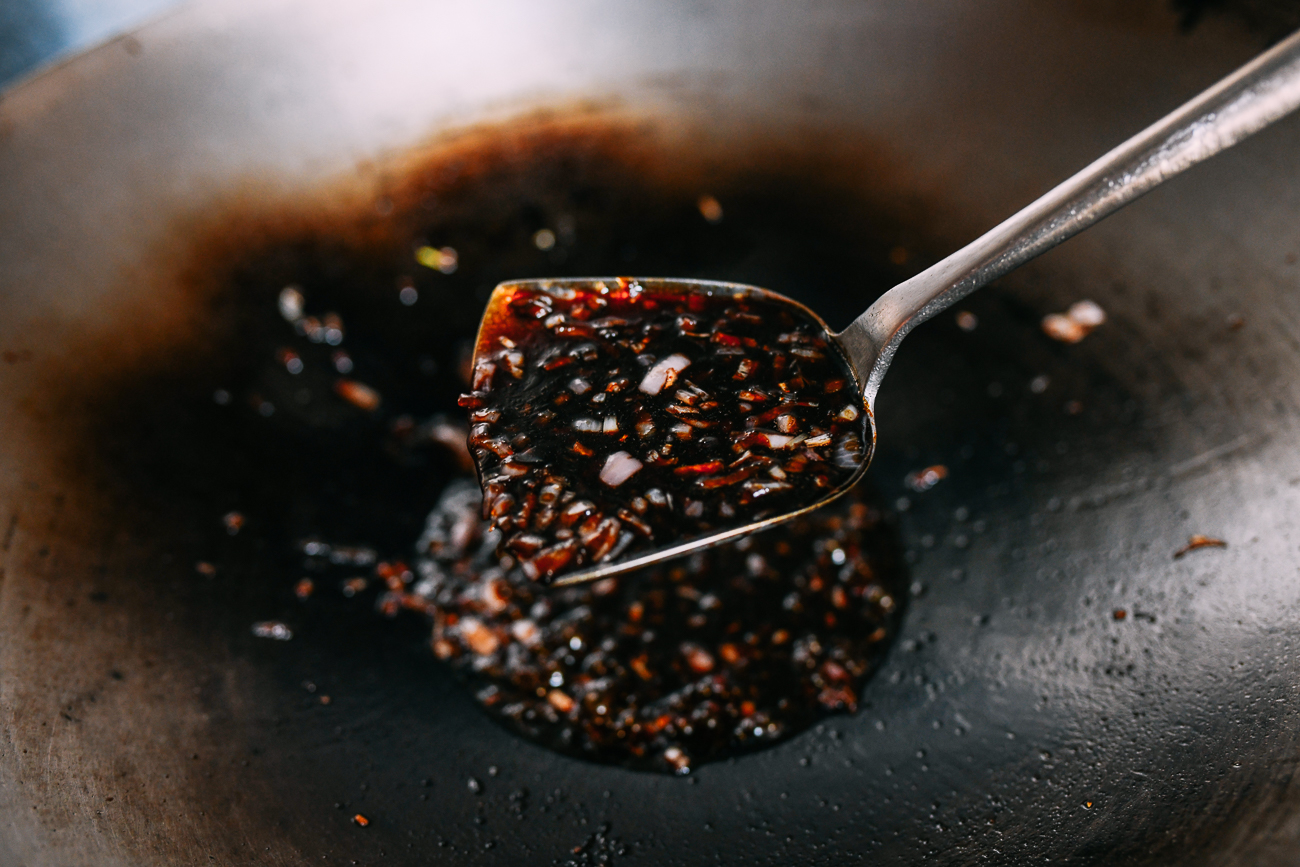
[838,28,1300,405]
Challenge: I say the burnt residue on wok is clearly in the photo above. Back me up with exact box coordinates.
[29,111,1230,865]
[90,117,915,775]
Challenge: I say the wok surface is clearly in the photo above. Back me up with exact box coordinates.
[3,1,1300,864]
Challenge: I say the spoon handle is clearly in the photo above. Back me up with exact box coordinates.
[840,28,1300,404]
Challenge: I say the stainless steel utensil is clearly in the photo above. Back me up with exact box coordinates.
[514,27,1300,586]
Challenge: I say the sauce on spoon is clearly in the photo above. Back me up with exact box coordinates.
[459,278,870,584]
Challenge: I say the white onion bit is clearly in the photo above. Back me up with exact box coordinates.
[1043,299,1107,343]
[1067,300,1106,327]
[600,451,643,487]
[278,286,304,322]
[638,353,692,395]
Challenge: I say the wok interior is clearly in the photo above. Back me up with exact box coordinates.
[4,3,1300,865]
[8,111,1279,866]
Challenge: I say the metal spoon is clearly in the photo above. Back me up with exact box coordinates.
[474,29,1300,586]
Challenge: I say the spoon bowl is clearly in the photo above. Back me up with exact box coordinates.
[465,276,875,586]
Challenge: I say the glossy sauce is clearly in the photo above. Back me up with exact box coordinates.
[461,280,869,584]
[410,478,900,774]
[82,119,910,776]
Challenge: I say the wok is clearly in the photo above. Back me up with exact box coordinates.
[3,1,1300,864]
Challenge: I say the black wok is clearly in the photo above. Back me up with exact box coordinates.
[2,1,1300,864]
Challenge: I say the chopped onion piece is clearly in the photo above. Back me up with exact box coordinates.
[278,286,304,321]
[638,353,692,395]
[1042,314,1088,344]
[600,451,644,487]
[1067,299,1106,327]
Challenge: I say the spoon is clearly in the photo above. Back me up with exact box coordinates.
[466,29,1300,586]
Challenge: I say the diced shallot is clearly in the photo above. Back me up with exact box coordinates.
[510,619,542,646]
[278,286,304,322]
[1042,300,1106,343]
[458,617,500,656]
[638,353,692,395]
[472,360,496,390]
[1041,314,1088,344]
[600,451,644,487]
[252,621,293,641]
[1067,300,1106,327]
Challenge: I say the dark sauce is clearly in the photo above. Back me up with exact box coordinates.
[407,478,899,774]
[461,279,868,583]
[84,119,909,775]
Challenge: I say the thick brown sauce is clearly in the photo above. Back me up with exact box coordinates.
[410,479,899,774]
[67,117,910,774]
[463,279,867,584]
